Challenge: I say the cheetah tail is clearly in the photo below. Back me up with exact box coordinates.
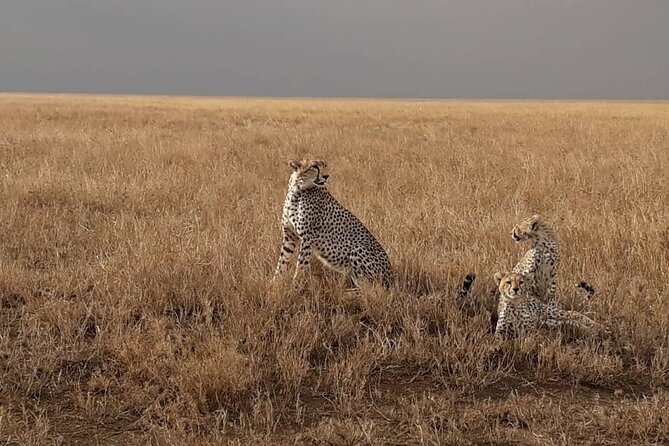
[457,273,476,300]
[576,281,596,299]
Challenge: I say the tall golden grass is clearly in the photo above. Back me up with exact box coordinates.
[0,93,667,445]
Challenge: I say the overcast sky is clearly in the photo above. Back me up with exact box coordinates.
[1,0,667,99]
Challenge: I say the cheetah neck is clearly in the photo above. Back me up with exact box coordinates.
[282,180,332,222]
[284,179,328,202]
[530,225,557,247]
[285,179,301,201]
[282,180,301,219]
[528,233,558,252]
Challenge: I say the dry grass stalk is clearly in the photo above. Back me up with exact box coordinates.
[0,94,667,444]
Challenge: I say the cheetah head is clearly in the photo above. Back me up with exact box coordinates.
[494,271,534,303]
[289,159,330,190]
[511,214,552,243]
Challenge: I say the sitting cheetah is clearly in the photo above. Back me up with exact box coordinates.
[493,271,599,338]
[273,159,393,289]
[488,215,561,331]
[510,214,560,303]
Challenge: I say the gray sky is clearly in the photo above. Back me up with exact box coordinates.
[1,0,667,99]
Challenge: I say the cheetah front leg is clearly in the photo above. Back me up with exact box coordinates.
[273,228,300,280]
[546,273,558,304]
[493,317,509,338]
[292,237,314,285]
[494,314,519,339]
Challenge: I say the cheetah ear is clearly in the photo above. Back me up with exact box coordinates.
[531,215,541,230]
[289,160,302,170]
[493,272,504,285]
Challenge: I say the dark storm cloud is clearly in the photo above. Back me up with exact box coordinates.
[1,0,667,99]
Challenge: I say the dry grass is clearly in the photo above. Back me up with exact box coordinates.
[0,93,668,445]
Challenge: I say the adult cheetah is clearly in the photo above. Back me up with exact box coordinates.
[493,271,599,338]
[273,159,393,289]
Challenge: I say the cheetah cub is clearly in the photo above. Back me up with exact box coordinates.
[273,159,393,290]
[510,214,560,304]
[488,215,561,331]
[493,271,599,338]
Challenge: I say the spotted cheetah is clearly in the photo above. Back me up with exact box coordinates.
[493,271,598,338]
[486,215,561,331]
[510,215,560,303]
[458,215,559,306]
[272,159,393,289]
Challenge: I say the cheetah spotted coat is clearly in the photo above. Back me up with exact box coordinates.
[273,160,393,289]
[494,272,597,338]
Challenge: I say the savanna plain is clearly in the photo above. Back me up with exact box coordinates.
[0,94,668,445]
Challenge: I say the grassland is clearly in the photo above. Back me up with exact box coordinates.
[0,93,667,445]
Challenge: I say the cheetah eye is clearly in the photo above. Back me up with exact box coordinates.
[505,280,511,285]
[519,280,524,285]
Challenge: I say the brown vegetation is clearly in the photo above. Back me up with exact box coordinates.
[0,94,667,445]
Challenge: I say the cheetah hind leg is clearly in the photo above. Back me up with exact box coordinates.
[349,248,373,292]
[348,264,363,293]
[544,308,598,333]
[349,247,390,292]
[312,250,354,291]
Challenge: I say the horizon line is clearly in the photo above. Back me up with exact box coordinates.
[1,91,668,103]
